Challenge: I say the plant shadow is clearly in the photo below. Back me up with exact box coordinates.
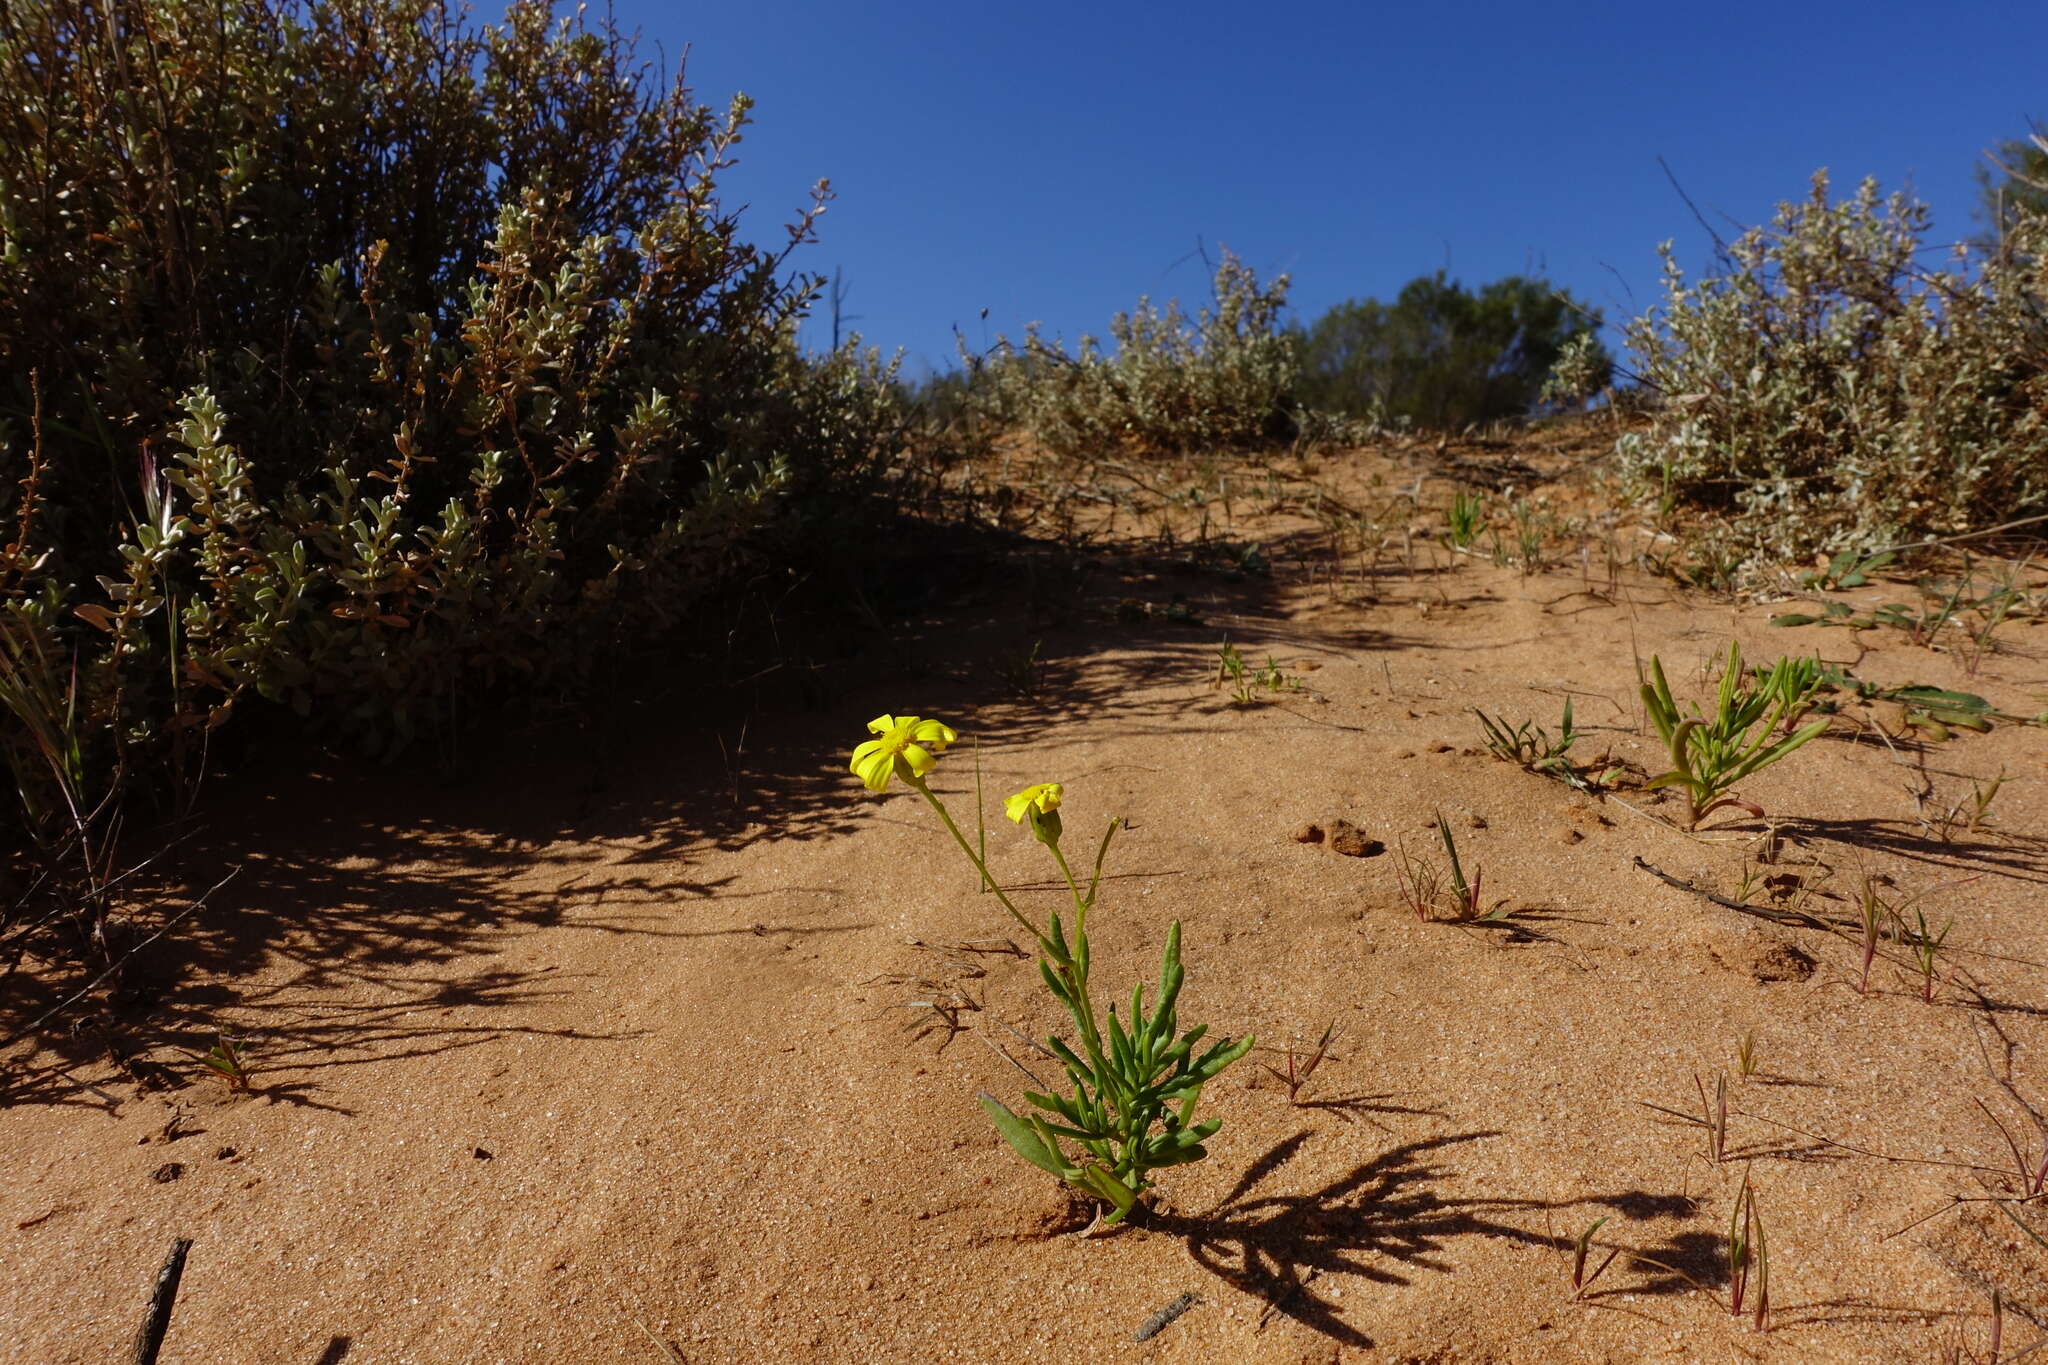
[1147,1129,1701,1347]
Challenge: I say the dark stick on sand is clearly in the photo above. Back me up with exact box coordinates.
[131,1237,193,1365]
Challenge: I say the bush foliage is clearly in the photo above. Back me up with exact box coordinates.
[1617,172,2048,559]
[0,0,902,896]
[969,250,1300,458]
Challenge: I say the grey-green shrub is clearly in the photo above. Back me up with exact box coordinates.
[1616,171,2048,561]
[0,1,904,892]
[972,250,1299,457]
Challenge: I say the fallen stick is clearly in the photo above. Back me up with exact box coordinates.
[131,1237,192,1365]
[1630,857,1834,929]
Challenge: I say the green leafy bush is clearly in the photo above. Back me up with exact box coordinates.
[971,250,1299,457]
[1616,172,2048,561]
[0,1,901,908]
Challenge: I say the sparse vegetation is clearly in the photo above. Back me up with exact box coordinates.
[972,250,1299,459]
[1618,171,2048,562]
[11,19,2048,1360]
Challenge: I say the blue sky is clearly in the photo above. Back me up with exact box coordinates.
[612,1,2046,375]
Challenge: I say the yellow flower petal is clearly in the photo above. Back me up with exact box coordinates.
[867,714,898,735]
[1004,782,1064,823]
[900,743,936,779]
[908,718,958,750]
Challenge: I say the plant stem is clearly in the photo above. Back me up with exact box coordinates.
[908,776,1042,947]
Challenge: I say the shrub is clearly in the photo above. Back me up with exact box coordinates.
[0,1,902,929]
[971,249,1299,458]
[1616,171,2048,561]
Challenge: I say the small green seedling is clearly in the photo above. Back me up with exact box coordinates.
[1701,1072,1729,1164]
[1799,548,1896,590]
[994,640,1045,697]
[1217,640,1252,703]
[1445,489,1485,550]
[1474,700,1580,783]
[1570,1217,1619,1298]
[1637,1071,1731,1167]
[197,1034,253,1094]
[1640,642,1830,827]
[1895,907,1952,1005]
[1437,813,1486,920]
[1214,640,1298,705]
[1933,768,2006,842]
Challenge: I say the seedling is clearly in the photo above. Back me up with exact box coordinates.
[1799,547,1896,590]
[1732,863,1764,903]
[994,640,1044,697]
[1932,769,2006,842]
[1735,1033,1758,1079]
[1895,907,1953,1004]
[1217,640,1252,703]
[1392,815,1505,923]
[1392,838,1449,923]
[1213,640,1298,705]
[1856,879,1887,996]
[196,1034,253,1094]
[1727,1170,1771,1331]
[1640,642,1829,827]
[1474,700,1581,784]
[1638,1072,1731,1167]
[1569,1217,1620,1298]
[1702,1072,1729,1164]
[1259,1021,1339,1104]
[1444,489,1485,550]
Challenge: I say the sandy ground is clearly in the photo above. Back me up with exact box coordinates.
[5,441,2047,1363]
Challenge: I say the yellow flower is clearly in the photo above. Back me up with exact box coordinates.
[849,714,957,792]
[1003,783,1064,824]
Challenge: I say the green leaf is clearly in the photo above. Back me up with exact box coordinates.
[1769,613,1820,628]
[978,1093,1071,1178]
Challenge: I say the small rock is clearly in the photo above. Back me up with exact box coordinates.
[213,1146,237,1161]
[1291,822,1325,844]
[473,1147,494,1161]
[1426,742,1453,753]
[1464,811,1488,829]
[1556,827,1584,845]
[1327,820,1385,858]
[149,1162,183,1184]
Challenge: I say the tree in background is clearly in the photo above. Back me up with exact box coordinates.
[1292,273,1610,430]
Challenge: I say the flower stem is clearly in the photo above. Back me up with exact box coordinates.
[908,776,1046,950]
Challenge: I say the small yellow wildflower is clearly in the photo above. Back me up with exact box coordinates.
[1003,783,1064,824]
[849,714,957,792]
